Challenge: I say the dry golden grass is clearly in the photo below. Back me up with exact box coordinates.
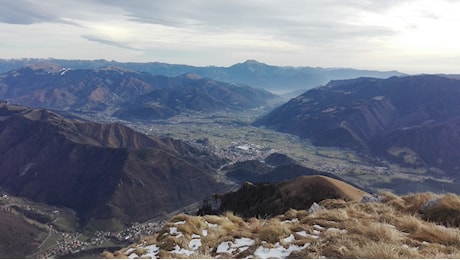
[419,193,460,227]
[258,218,290,244]
[107,192,460,259]
[402,192,437,213]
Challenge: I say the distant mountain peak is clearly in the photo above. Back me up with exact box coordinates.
[243,59,263,65]
[24,62,63,73]
[95,66,138,73]
[180,73,203,79]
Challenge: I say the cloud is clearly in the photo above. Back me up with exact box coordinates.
[1,0,460,73]
[0,1,61,24]
[81,35,144,51]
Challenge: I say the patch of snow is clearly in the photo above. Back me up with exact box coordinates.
[296,231,308,237]
[216,237,255,254]
[60,68,70,75]
[282,218,299,224]
[169,227,183,238]
[216,242,233,254]
[128,252,139,259]
[189,238,202,251]
[312,230,321,235]
[202,229,208,236]
[313,224,325,231]
[191,233,200,239]
[283,234,296,243]
[174,220,186,225]
[236,144,251,151]
[171,245,194,256]
[205,221,218,228]
[254,242,310,258]
[144,245,159,259]
[124,248,135,255]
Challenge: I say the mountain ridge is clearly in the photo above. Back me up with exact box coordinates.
[0,64,281,120]
[0,58,405,94]
[0,102,229,231]
[254,74,460,177]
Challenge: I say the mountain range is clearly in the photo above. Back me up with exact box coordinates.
[0,58,404,94]
[0,101,229,231]
[255,75,460,178]
[0,63,280,120]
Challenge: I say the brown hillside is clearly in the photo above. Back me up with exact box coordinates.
[281,175,366,202]
[0,102,229,231]
[198,175,367,218]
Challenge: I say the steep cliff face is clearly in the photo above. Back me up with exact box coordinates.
[0,102,228,230]
[255,75,460,176]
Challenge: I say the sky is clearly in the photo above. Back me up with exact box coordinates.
[0,0,460,74]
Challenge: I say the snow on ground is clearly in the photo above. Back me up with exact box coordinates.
[143,245,159,259]
[281,218,299,224]
[283,234,296,243]
[188,237,202,250]
[121,218,324,258]
[296,230,308,237]
[254,242,310,259]
[205,221,218,228]
[171,245,194,256]
[216,237,256,254]
[168,227,183,238]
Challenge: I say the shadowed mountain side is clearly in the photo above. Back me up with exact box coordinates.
[223,160,361,188]
[222,153,367,192]
[113,75,280,120]
[255,75,460,176]
[198,175,367,218]
[0,102,228,230]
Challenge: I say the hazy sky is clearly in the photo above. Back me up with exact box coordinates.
[1,0,459,73]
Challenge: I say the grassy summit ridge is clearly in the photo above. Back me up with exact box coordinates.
[105,192,460,258]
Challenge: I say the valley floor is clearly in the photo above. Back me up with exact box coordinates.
[75,108,457,195]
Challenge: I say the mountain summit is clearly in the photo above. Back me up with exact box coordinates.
[0,59,404,93]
